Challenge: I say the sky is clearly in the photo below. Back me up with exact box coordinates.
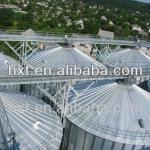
[136,0,150,3]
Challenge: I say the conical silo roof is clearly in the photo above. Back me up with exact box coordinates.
[0,53,20,77]
[26,46,103,70]
[1,92,63,150]
[67,82,150,146]
[104,48,150,68]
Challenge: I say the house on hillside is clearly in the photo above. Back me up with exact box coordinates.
[75,20,84,29]
[109,21,114,26]
[101,16,107,21]
[132,25,142,32]
[98,29,114,39]
[138,31,149,40]
[0,4,20,10]
[66,19,72,27]
[22,29,36,36]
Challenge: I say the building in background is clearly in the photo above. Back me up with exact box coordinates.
[98,29,114,39]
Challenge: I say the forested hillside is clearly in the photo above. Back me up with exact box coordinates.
[0,0,149,38]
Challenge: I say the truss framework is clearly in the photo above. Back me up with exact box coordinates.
[4,41,41,65]
[36,82,70,124]
[0,32,150,123]
[33,74,150,123]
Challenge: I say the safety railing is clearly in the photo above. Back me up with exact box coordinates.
[0,62,149,84]
[0,29,149,42]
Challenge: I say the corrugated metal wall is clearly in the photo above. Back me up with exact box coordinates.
[62,120,149,150]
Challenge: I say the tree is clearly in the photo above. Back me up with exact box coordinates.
[0,9,15,29]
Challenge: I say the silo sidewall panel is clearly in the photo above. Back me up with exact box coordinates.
[62,120,146,150]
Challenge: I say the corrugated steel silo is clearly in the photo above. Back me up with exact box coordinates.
[25,46,102,99]
[62,81,150,150]
[103,48,150,68]
[0,52,21,92]
[0,91,63,150]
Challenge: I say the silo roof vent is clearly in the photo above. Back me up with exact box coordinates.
[138,119,144,128]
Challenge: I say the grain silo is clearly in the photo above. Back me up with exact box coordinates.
[103,48,150,68]
[27,46,100,70]
[103,48,150,88]
[62,81,150,150]
[0,91,63,150]
[25,46,102,100]
[0,52,21,92]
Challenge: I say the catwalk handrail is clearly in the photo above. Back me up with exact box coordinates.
[0,30,150,47]
[0,74,125,84]
[0,29,149,41]
[0,73,149,85]
[0,61,149,84]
